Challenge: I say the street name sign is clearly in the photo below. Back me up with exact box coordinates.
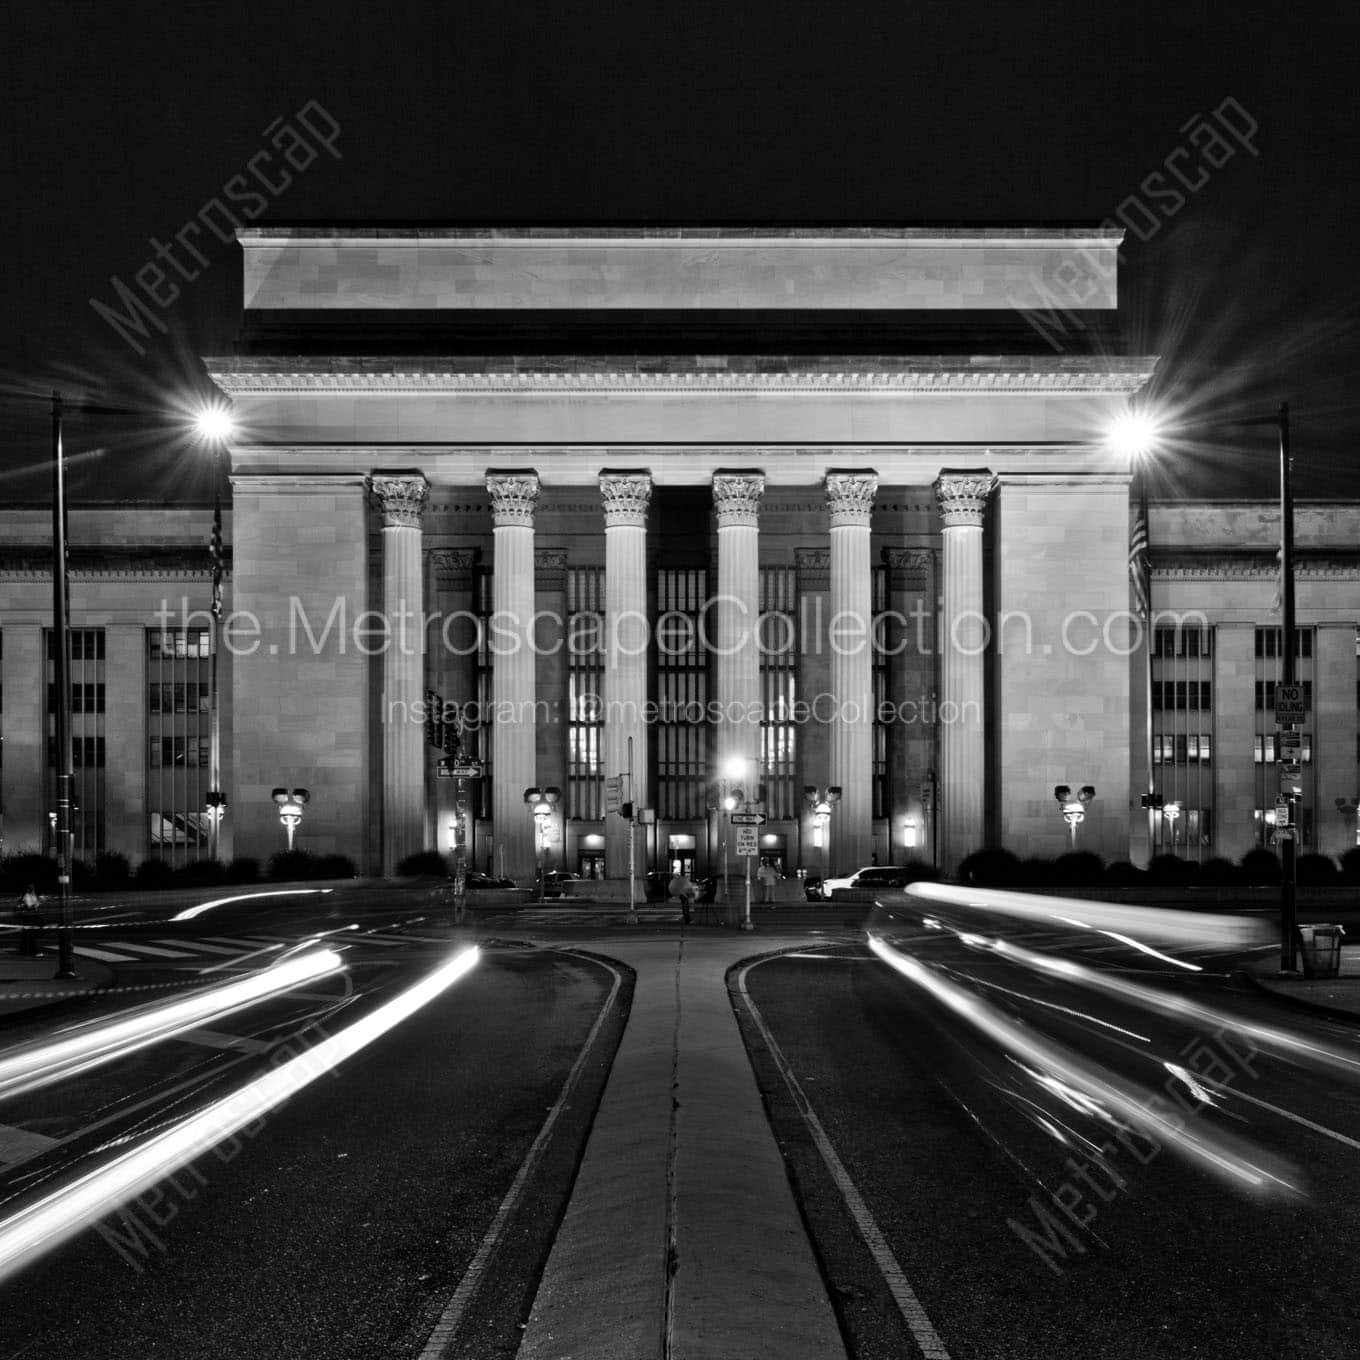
[730,812,765,825]
[1275,684,1306,724]
[735,827,759,856]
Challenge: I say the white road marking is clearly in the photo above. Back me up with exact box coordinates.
[109,942,196,959]
[73,946,141,963]
[418,951,625,1360]
[1212,1082,1360,1153]
[176,1029,272,1054]
[735,957,951,1360]
[0,1125,58,1165]
[202,936,280,949]
[155,938,245,955]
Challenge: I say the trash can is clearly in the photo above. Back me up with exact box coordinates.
[1299,924,1346,979]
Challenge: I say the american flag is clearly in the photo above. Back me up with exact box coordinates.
[209,500,224,620]
[1129,498,1150,620]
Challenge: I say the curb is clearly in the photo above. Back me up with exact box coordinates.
[1240,966,1360,1026]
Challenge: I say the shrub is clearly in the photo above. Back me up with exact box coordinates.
[313,854,357,879]
[1147,854,1198,885]
[1199,857,1240,887]
[134,858,175,890]
[957,848,1022,886]
[1239,848,1282,884]
[93,851,132,890]
[396,850,449,877]
[1340,848,1360,885]
[267,850,319,882]
[226,857,260,884]
[1104,860,1146,886]
[174,859,229,887]
[1,852,57,894]
[1050,852,1105,886]
[1296,853,1339,885]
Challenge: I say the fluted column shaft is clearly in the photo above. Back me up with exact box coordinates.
[487,473,540,883]
[601,472,652,879]
[368,473,428,875]
[826,472,878,873]
[713,474,765,776]
[935,472,995,871]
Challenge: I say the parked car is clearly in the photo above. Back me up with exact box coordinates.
[464,871,515,890]
[542,870,580,898]
[816,865,915,900]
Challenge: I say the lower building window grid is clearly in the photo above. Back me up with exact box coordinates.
[760,567,797,822]
[656,569,708,821]
[1150,625,1213,857]
[566,567,605,821]
[146,627,212,862]
[44,628,106,858]
[1254,626,1315,850]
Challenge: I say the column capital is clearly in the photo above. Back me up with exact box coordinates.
[486,472,540,527]
[598,470,653,528]
[712,472,765,528]
[934,471,996,529]
[367,472,428,529]
[824,471,879,527]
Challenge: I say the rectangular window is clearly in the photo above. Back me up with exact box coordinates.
[145,628,213,862]
[656,569,708,821]
[43,629,107,856]
[1255,628,1313,659]
[566,568,605,821]
[761,566,798,822]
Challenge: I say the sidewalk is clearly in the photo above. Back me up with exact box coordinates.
[0,954,116,1017]
[1248,944,1360,1019]
[516,934,846,1360]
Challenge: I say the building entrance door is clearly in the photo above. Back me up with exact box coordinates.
[577,850,606,880]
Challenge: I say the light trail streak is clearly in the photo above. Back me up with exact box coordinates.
[0,951,344,1100]
[172,888,334,921]
[906,882,1268,950]
[0,945,479,1283]
[868,935,1301,1199]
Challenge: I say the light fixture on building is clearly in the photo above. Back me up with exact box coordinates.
[271,787,310,851]
[1054,784,1096,849]
[902,816,922,850]
[804,785,841,851]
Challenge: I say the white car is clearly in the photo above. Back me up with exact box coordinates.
[820,865,914,899]
[818,865,875,899]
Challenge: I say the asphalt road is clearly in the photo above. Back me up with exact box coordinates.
[0,907,627,1360]
[738,925,1360,1360]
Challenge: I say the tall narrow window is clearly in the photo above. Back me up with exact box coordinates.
[566,568,605,819]
[760,567,797,820]
[45,628,106,859]
[146,627,210,862]
[1254,626,1315,849]
[1149,624,1213,857]
[656,569,708,820]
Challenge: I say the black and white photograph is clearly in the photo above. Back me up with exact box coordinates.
[1,3,1359,1356]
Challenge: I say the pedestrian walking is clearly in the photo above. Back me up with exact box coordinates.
[669,871,695,925]
[16,884,42,957]
[757,861,780,905]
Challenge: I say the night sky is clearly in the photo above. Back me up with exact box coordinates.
[3,0,1357,502]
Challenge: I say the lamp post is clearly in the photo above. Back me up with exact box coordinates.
[1110,402,1297,970]
[195,403,235,866]
[1054,784,1096,850]
[49,394,77,979]
[524,787,560,901]
[803,785,841,885]
[271,788,309,851]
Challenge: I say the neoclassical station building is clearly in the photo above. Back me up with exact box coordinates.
[2,226,1358,880]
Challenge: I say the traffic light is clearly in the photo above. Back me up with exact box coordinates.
[728,784,746,807]
[441,707,462,757]
[621,801,634,821]
[706,781,722,811]
[424,689,439,749]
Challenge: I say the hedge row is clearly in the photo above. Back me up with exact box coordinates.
[956,847,1360,888]
[0,849,357,895]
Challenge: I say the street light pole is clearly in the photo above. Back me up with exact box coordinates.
[50,394,77,979]
[1277,402,1299,972]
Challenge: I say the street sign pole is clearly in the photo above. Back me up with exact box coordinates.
[627,737,637,927]
[743,849,753,932]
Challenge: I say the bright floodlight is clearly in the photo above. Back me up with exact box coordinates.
[194,404,235,442]
[1106,409,1160,459]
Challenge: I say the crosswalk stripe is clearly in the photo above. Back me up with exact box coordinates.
[154,938,245,955]
[202,937,281,949]
[0,1123,59,1166]
[176,1029,272,1054]
[74,946,142,963]
[107,942,196,959]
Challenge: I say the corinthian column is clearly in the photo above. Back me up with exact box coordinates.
[934,471,995,871]
[826,471,878,872]
[712,473,765,777]
[487,472,540,883]
[368,472,429,874]
[600,472,653,879]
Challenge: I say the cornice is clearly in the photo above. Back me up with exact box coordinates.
[1152,555,1360,580]
[207,356,1156,397]
[238,226,1126,244]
